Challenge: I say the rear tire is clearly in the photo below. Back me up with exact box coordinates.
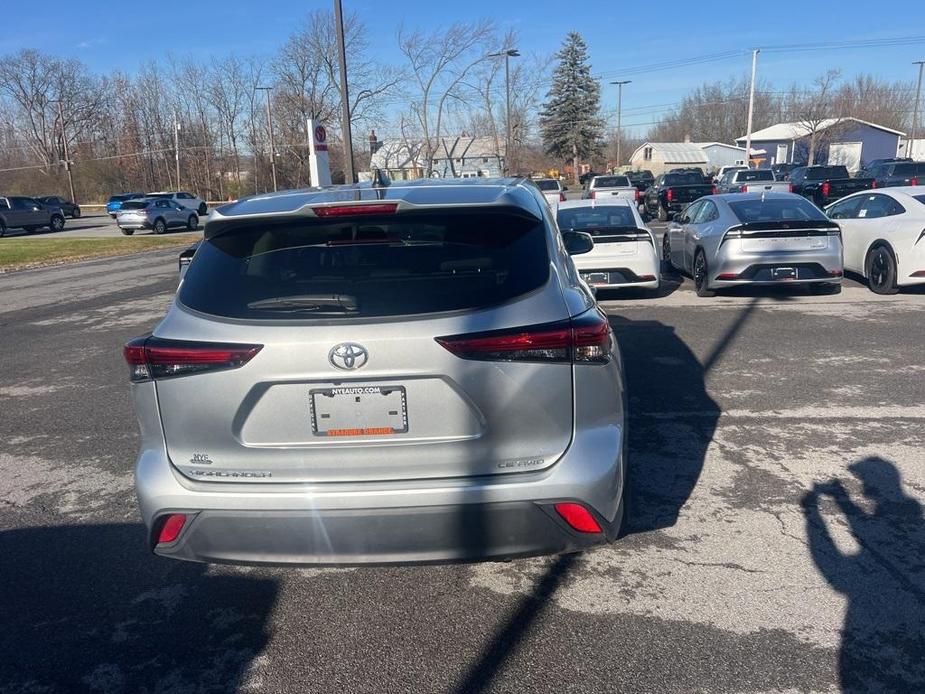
[661,232,675,272]
[866,244,899,295]
[71,207,81,219]
[153,218,167,235]
[657,204,669,222]
[694,249,715,297]
[120,228,134,236]
[49,214,65,232]
[187,214,198,230]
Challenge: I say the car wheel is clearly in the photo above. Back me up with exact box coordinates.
[153,218,167,235]
[120,228,134,236]
[693,250,715,297]
[661,232,674,270]
[49,215,65,232]
[866,244,899,295]
[72,207,81,219]
[657,204,668,222]
[198,203,207,216]
[187,214,198,231]
[0,220,6,237]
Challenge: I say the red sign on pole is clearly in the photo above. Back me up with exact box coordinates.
[314,125,328,151]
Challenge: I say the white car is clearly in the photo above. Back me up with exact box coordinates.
[534,178,567,207]
[584,175,640,202]
[557,198,660,290]
[147,191,208,216]
[826,187,925,294]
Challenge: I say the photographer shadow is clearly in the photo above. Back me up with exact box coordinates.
[0,522,277,692]
[802,457,925,691]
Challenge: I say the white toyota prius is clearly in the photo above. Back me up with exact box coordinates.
[557,198,660,290]
[826,187,925,294]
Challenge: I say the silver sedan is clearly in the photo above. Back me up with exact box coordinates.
[662,192,844,297]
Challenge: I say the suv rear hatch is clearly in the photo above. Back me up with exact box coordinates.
[145,204,583,484]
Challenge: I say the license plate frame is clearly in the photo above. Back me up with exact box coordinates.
[583,272,610,285]
[772,266,797,280]
[309,385,409,437]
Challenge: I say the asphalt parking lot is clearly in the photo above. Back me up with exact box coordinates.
[1,241,924,692]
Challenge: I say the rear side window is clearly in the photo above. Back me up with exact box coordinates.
[728,198,827,223]
[179,213,550,320]
[121,201,149,210]
[592,176,630,188]
[535,180,560,191]
[736,170,774,182]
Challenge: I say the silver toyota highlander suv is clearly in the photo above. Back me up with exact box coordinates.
[125,178,628,565]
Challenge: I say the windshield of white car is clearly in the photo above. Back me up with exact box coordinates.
[557,207,637,231]
[592,176,630,188]
[728,198,828,223]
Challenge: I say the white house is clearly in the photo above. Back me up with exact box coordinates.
[370,135,505,179]
[694,142,749,171]
[628,143,709,176]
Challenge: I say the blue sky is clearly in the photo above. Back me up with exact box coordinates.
[2,0,923,136]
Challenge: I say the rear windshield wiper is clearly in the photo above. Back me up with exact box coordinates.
[247,294,358,312]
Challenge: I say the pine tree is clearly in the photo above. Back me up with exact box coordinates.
[539,32,604,183]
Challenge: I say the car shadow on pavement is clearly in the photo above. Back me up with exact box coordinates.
[0,522,277,692]
[801,456,925,691]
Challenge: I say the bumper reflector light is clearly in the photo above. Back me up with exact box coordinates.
[716,273,739,281]
[157,514,188,544]
[554,503,602,533]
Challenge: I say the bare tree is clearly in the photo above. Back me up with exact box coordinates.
[398,20,497,176]
[787,69,843,165]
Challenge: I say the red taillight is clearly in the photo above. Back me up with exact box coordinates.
[712,185,718,194]
[788,183,794,193]
[828,270,844,277]
[739,185,748,193]
[590,191,596,199]
[554,503,602,533]
[123,336,262,382]
[435,310,612,364]
[559,192,567,202]
[666,188,673,202]
[716,272,739,281]
[871,180,878,188]
[312,203,398,217]
[821,182,831,197]
[634,189,640,202]
[157,513,187,544]
[912,178,919,186]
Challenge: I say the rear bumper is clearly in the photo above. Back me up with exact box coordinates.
[117,219,152,229]
[152,500,617,566]
[711,244,843,286]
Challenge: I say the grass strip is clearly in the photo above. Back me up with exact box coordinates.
[0,234,201,272]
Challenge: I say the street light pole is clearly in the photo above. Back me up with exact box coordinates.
[610,80,631,169]
[489,49,520,176]
[744,48,760,169]
[174,112,181,189]
[255,86,277,192]
[51,99,76,202]
[909,61,925,160]
[334,0,355,183]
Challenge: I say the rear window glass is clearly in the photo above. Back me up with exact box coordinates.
[179,213,550,320]
[534,180,560,191]
[807,166,848,179]
[592,176,630,188]
[893,163,915,176]
[557,206,637,231]
[728,198,827,223]
[737,170,774,182]
[108,195,129,203]
[121,200,150,210]
[912,195,925,205]
[664,173,704,185]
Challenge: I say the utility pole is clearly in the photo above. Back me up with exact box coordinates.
[489,49,520,176]
[910,61,925,160]
[255,86,277,192]
[334,0,355,183]
[51,100,76,202]
[174,112,181,189]
[610,80,631,170]
[744,49,760,169]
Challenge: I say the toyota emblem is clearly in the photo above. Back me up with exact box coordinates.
[329,343,369,370]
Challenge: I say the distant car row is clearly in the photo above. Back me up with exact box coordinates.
[0,196,71,237]
[107,191,208,218]
[551,189,925,299]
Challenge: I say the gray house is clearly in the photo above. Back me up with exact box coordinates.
[735,118,905,172]
[370,135,505,179]
[628,142,709,176]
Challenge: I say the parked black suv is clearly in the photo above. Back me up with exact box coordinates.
[864,161,924,189]
[37,196,80,218]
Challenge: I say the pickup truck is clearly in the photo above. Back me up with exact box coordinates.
[642,172,715,221]
[0,196,66,236]
[533,178,567,207]
[584,175,639,202]
[715,168,791,194]
[789,165,874,207]
[626,170,655,193]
